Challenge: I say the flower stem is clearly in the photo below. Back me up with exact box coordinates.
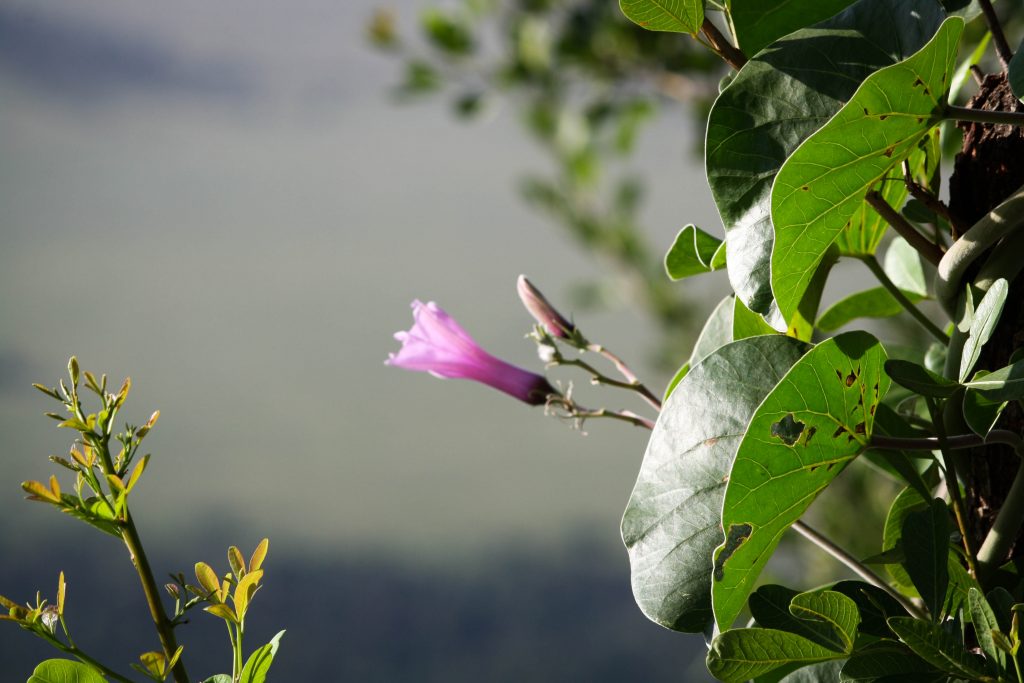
[790,520,927,620]
[560,356,661,410]
[859,255,947,344]
[944,105,1024,127]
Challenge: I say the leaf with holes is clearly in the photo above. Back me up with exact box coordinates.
[712,331,888,629]
[770,17,964,323]
[706,0,946,316]
[623,335,810,632]
[619,0,703,34]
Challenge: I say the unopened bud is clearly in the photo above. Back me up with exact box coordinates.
[165,583,181,599]
[517,275,574,338]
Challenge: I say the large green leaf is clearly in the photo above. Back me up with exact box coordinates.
[706,0,946,316]
[840,641,945,682]
[817,287,926,332]
[708,629,846,682]
[750,586,857,651]
[619,0,703,34]
[623,335,810,632]
[712,332,889,628]
[27,660,108,683]
[968,587,1006,672]
[900,498,950,620]
[770,17,964,322]
[887,617,991,679]
[729,0,854,57]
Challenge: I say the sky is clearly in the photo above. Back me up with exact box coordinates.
[0,0,729,569]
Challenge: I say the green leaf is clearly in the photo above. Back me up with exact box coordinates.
[750,586,851,650]
[664,224,724,279]
[775,659,846,682]
[968,587,1006,672]
[884,237,928,296]
[618,0,703,34]
[884,360,961,398]
[27,660,108,683]
[963,376,1008,437]
[713,331,889,628]
[1010,37,1024,102]
[817,287,926,332]
[729,0,854,57]
[830,580,910,638]
[687,295,735,369]
[240,630,285,683]
[900,498,950,620]
[964,359,1024,401]
[770,17,964,322]
[882,488,926,593]
[789,590,861,653]
[734,295,779,340]
[623,335,810,632]
[986,587,1015,633]
[706,0,946,315]
[708,628,847,682]
[960,279,1009,382]
[421,9,474,56]
[202,677,233,683]
[840,641,945,682]
[887,616,991,679]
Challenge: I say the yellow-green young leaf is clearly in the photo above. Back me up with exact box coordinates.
[106,474,126,494]
[665,224,724,279]
[28,659,108,683]
[619,0,703,34]
[23,480,60,503]
[239,630,285,683]
[125,454,150,493]
[233,570,263,621]
[249,538,269,573]
[195,562,221,598]
[712,332,888,629]
[770,17,964,323]
[205,603,238,623]
[0,594,17,610]
[139,651,166,676]
[167,646,184,672]
[57,572,65,616]
[228,546,247,578]
[49,475,61,499]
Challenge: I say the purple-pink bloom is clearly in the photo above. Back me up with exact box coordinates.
[387,300,556,406]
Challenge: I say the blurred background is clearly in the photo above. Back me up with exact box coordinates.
[0,1,882,680]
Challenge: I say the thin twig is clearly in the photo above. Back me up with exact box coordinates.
[871,430,1024,453]
[977,0,1014,71]
[925,397,979,577]
[791,520,927,620]
[860,256,947,344]
[901,160,966,237]
[574,349,662,410]
[700,18,747,71]
[864,190,944,266]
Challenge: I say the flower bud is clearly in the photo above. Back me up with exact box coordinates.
[516,275,574,338]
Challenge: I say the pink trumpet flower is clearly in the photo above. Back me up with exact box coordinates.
[387,300,557,406]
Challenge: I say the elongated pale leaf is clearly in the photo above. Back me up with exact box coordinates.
[968,587,1006,672]
[623,335,810,632]
[965,359,1024,401]
[818,288,926,332]
[708,628,845,682]
[706,0,946,315]
[884,237,928,296]
[770,18,964,322]
[840,641,944,682]
[665,224,724,279]
[960,279,1009,382]
[963,376,1007,437]
[713,332,888,628]
[240,630,285,683]
[729,0,854,57]
[27,660,108,683]
[619,0,703,34]
[888,616,990,679]
[900,498,950,620]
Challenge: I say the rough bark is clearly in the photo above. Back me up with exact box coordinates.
[948,72,1024,561]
